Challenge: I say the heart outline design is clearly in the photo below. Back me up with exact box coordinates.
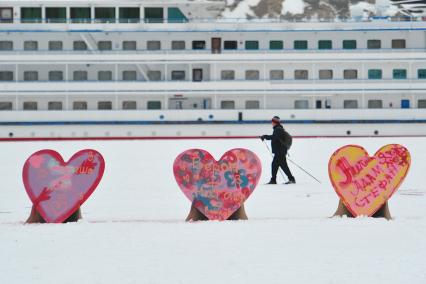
[23,149,105,223]
[328,144,410,217]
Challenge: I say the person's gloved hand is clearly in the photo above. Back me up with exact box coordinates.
[260,135,266,141]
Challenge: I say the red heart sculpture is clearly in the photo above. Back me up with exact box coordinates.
[173,148,262,220]
[23,149,105,223]
[328,144,410,217]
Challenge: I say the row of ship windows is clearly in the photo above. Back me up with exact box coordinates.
[1,99,425,111]
[1,69,426,81]
[0,7,188,23]
[0,39,407,51]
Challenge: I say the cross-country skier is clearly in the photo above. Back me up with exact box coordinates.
[261,116,296,185]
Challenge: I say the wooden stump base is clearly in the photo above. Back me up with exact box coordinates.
[333,200,392,220]
[185,203,248,221]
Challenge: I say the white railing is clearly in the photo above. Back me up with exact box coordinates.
[2,16,426,24]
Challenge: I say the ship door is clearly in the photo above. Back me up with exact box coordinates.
[203,99,211,109]
[193,69,203,82]
[401,99,410,109]
[315,100,322,109]
[211,37,221,54]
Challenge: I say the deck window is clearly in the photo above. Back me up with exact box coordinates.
[171,71,185,81]
[98,41,112,51]
[48,101,63,110]
[49,71,63,81]
[49,41,63,51]
[245,41,259,50]
[319,70,333,80]
[147,41,161,50]
[246,100,260,109]
[392,39,406,49]
[147,101,161,109]
[221,70,235,80]
[0,8,13,23]
[73,71,88,81]
[73,41,87,51]
[46,7,66,23]
[119,7,140,23]
[73,101,87,110]
[318,40,332,50]
[122,101,137,109]
[21,8,42,23]
[23,102,37,110]
[0,41,13,50]
[70,8,91,23]
[294,100,309,109]
[95,8,115,23]
[418,69,426,79]
[368,100,383,109]
[393,69,407,79]
[221,101,235,109]
[123,41,137,50]
[98,71,113,81]
[294,40,308,50]
[270,70,284,80]
[0,102,12,110]
[144,8,163,23]
[344,100,358,109]
[270,40,283,50]
[192,41,206,50]
[171,41,185,50]
[0,71,13,81]
[368,69,382,79]
[245,70,260,80]
[367,40,381,49]
[24,71,38,81]
[98,101,112,110]
[295,70,308,80]
[148,71,162,81]
[168,7,187,23]
[418,100,426,108]
[343,40,356,49]
[123,71,137,81]
[344,69,358,79]
[224,41,238,50]
[24,41,38,51]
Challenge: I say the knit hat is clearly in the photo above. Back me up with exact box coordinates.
[272,116,281,123]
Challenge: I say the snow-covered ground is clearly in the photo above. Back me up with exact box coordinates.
[1,136,425,283]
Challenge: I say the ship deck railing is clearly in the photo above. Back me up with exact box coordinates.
[1,16,426,25]
[0,78,424,84]
[0,48,425,55]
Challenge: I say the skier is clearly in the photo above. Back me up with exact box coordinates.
[261,116,296,185]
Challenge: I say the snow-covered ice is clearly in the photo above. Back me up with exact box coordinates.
[1,137,426,283]
[281,0,306,15]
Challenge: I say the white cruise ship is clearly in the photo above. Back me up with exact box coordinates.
[0,0,426,139]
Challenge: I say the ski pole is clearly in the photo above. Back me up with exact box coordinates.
[286,155,322,184]
[262,140,287,183]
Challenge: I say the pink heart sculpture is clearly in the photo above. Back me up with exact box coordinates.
[23,149,105,223]
[173,148,262,220]
[328,144,410,217]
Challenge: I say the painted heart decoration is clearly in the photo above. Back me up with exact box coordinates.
[173,148,262,220]
[328,144,410,217]
[23,149,105,223]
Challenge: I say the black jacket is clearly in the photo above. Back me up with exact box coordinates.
[264,124,292,154]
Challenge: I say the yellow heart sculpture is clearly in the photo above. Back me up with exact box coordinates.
[328,144,411,217]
